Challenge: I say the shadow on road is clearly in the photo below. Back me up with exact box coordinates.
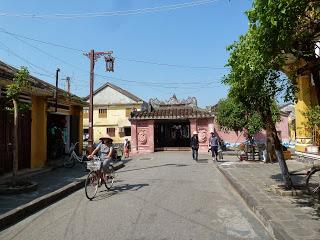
[92,183,149,201]
[117,163,188,173]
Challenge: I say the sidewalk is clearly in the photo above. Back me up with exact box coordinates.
[217,158,320,240]
[0,160,125,230]
[0,164,87,229]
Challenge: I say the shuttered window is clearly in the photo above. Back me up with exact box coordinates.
[98,109,107,118]
[107,128,115,137]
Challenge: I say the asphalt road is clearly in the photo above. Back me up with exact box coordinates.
[0,152,271,240]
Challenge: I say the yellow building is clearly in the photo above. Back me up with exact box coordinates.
[83,83,145,143]
[0,60,86,174]
[294,64,319,153]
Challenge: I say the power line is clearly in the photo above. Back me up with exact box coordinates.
[0,40,54,76]
[116,57,228,70]
[0,28,84,52]
[0,0,218,19]
[3,30,85,71]
[0,28,228,70]
[94,73,222,88]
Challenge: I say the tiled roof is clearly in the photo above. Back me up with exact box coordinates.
[130,107,214,120]
[0,60,87,106]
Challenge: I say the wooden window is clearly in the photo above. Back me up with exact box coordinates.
[107,128,115,137]
[83,109,89,118]
[125,108,132,117]
[98,109,107,118]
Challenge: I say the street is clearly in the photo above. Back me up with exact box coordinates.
[0,152,271,240]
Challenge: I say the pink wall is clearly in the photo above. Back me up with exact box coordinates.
[130,115,290,154]
[190,118,215,152]
[214,115,290,145]
[131,120,154,154]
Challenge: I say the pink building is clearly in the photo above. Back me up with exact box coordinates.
[130,95,214,154]
[130,95,291,154]
[215,112,290,146]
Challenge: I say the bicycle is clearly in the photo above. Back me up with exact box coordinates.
[289,156,320,198]
[64,142,87,168]
[85,156,115,200]
[306,166,320,198]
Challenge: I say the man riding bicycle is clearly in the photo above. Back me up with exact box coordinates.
[88,137,114,173]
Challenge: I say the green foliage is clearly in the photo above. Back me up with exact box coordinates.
[223,0,319,131]
[247,0,319,60]
[215,98,248,132]
[6,67,30,100]
[216,97,280,136]
[303,105,320,131]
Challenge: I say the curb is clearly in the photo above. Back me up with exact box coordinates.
[216,165,294,240]
[0,161,125,230]
[0,177,85,231]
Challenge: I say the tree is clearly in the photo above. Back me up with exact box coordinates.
[6,67,30,185]
[216,96,281,162]
[215,97,263,136]
[303,105,320,145]
[222,0,320,187]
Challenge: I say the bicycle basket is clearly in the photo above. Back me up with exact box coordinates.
[86,160,101,171]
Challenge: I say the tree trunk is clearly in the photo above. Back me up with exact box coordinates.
[12,99,19,185]
[265,127,276,163]
[265,109,292,188]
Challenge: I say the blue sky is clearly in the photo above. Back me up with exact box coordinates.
[0,0,252,107]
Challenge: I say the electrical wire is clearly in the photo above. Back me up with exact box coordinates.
[0,0,218,19]
[116,57,228,70]
[0,28,228,71]
[0,40,54,76]
[0,28,84,53]
[94,74,223,89]
[3,30,85,71]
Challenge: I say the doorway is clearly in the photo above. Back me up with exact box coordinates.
[154,120,190,149]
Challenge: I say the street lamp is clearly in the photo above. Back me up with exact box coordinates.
[105,55,115,72]
[84,50,114,153]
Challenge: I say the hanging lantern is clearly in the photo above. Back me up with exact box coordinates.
[105,55,115,72]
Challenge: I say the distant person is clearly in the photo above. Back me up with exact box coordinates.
[124,138,131,158]
[190,131,199,161]
[209,132,219,161]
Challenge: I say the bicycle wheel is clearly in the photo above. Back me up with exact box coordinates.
[104,166,115,190]
[306,169,320,197]
[64,155,75,168]
[85,171,99,200]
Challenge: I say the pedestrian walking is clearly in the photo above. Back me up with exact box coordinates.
[190,131,199,161]
[124,138,131,158]
[208,131,219,161]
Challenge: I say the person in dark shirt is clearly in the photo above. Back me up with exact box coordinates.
[190,131,199,161]
[208,132,219,161]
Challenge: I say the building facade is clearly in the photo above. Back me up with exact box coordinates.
[130,95,292,155]
[83,83,145,143]
[0,60,86,174]
[130,95,215,154]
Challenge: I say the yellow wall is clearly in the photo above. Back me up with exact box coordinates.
[70,106,84,153]
[295,73,319,151]
[31,96,47,168]
[83,104,142,143]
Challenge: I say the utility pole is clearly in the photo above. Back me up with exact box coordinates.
[55,68,60,112]
[84,49,114,154]
[66,76,70,94]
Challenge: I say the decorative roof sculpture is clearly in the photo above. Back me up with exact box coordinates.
[130,94,214,120]
[149,94,197,110]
